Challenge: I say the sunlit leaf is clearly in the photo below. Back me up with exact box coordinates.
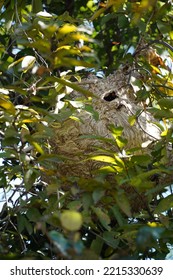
[150,65,161,74]
[36,11,52,18]
[108,125,123,137]
[69,100,85,108]
[8,57,23,69]
[0,96,15,115]
[46,76,96,97]
[21,56,36,72]
[70,33,93,42]
[58,24,77,34]
[25,136,44,154]
[128,115,136,126]
[90,155,115,163]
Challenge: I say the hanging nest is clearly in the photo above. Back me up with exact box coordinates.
[43,65,166,213]
[50,66,161,178]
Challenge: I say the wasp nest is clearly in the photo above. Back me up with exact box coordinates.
[50,67,161,178]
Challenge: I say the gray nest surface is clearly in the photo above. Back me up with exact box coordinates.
[50,67,161,177]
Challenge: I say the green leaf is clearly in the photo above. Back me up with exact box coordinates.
[24,219,33,235]
[82,193,93,211]
[108,125,123,137]
[92,189,105,204]
[8,57,23,69]
[157,20,171,34]
[24,169,37,191]
[26,208,41,222]
[115,191,132,217]
[85,105,99,121]
[128,115,136,126]
[102,231,119,249]
[17,214,26,233]
[92,207,111,231]
[17,214,33,234]
[0,1,4,10]
[154,194,173,214]
[90,236,104,255]
[158,98,173,109]
[108,125,127,148]
[32,0,43,13]
[131,154,152,165]
[90,7,106,21]
[46,76,96,98]
[111,205,125,226]
[130,169,168,190]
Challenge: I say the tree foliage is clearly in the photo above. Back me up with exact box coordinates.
[0,0,173,260]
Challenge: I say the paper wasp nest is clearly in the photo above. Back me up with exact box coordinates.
[51,66,161,178]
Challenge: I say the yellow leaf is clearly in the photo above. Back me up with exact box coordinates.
[56,45,71,51]
[8,56,36,72]
[60,211,83,231]
[99,166,117,173]
[39,166,57,175]
[161,129,168,137]
[0,96,15,115]
[159,81,173,96]
[8,57,23,69]
[114,155,125,169]
[20,125,30,142]
[21,118,40,123]
[91,155,115,163]
[151,65,161,74]
[147,222,162,227]
[169,31,173,40]
[71,33,92,42]
[31,141,44,154]
[59,24,77,34]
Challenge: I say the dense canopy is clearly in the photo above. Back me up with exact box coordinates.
[0,0,173,260]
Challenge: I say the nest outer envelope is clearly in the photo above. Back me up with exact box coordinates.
[50,68,161,178]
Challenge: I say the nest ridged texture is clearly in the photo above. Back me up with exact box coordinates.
[51,68,160,178]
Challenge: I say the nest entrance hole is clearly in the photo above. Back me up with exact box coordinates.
[103,91,118,102]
